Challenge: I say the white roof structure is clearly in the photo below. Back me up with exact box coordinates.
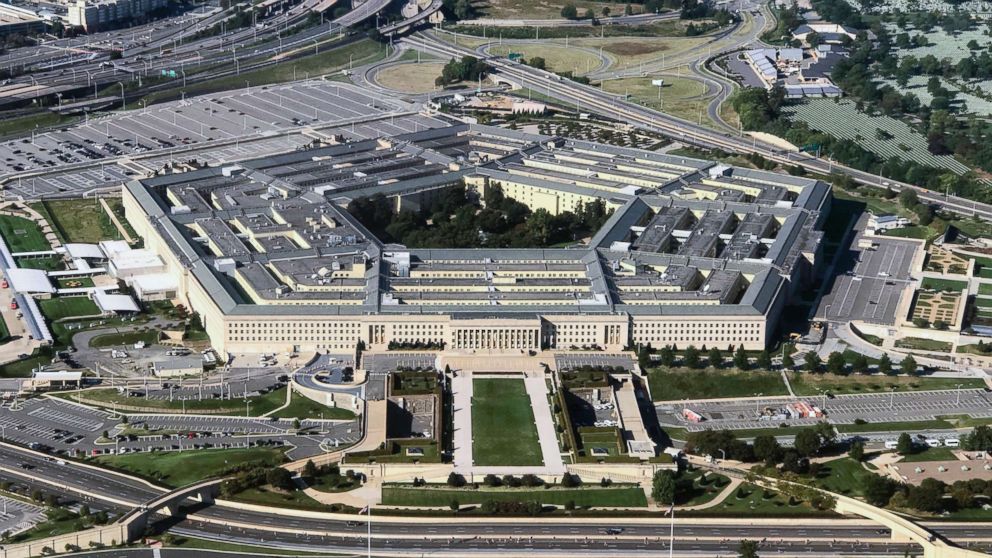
[63,243,104,260]
[98,240,132,259]
[33,371,82,382]
[108,248,166,275]
[132,273,178,293]
[6,268,54,293]
[93,291,140,313]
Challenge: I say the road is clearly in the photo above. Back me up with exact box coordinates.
[400,31,992,223]
[1,442,991,556]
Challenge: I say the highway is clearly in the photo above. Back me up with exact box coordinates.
[400,30,992,222]
[1,443,991,556]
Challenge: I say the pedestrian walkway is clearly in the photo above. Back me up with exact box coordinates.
[523,374,565,474]
[451,372,474,471]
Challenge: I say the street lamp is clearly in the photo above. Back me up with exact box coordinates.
[118,82,125,111]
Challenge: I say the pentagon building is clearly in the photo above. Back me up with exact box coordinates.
[122,124,830,357]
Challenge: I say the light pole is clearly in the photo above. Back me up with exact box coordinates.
[118,82,125,111]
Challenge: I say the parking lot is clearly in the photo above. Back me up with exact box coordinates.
[0,398,112,449]
[657,388,992,432]
[817,220,920,325]
[0,496,44,537]
[0,81,447,198]
[364,353,437,372]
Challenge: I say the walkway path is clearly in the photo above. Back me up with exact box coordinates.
[451,372,474,471]
[523,374,565,474]
[98,198,135,244]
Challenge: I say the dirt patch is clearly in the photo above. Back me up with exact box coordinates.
[603,42,667,56]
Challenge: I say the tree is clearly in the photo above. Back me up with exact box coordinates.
[899,188,919,209]
[963,425,992,451]
[658,345,675,367]
[849,440,865,462]
[266,468,295,491]
[292,418,301,430]
[560,4,578,18]
[878,353,893,376]
[752,434,782,463]
[447,472,466,487]
[738,539,760,558]
[303,460,318,479]
[781,352,795,370]
[804,351,820,373]
[684,345,701,369]
[826,351,847,375]
[560,473,580,488]
[583,7,595,19]
[794,428,822,457]
[896,432,914,455]
[733,345,749,370]
[900,355,918,376]
[449,500,460,511]
[708,346,723,368]
[652,470,677,505]
[907,478,946,513]
[863,474,900,507]
[756,350,771,370]
[851,353,870,375]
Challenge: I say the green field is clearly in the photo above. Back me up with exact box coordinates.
[684,483,835,518]
[834,419,955,434]
[920,277,968,292]
[381,485,647,507]
[0,349,53,378]
[39,199,123,243]
[809,457,873,498]
[894,337,953,352]
[15,255,65,271]
[38,297,100,321]
[97,447,287,487]
[67,385,290,415]
[647,368,787,401]
[0,215,50,252]
[89,330,161,348]
[231,486,328,511]
[899,447,958,462]
[790,374,985,396]
[270,392,355,420]
[472,378,543,466]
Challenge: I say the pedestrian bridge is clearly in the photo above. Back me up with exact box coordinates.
[118,478,223,541]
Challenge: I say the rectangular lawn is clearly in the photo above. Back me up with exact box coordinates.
[472,378,543,466]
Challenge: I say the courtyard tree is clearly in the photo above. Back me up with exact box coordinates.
[652,470,677,505]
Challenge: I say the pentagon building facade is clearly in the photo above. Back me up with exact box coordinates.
[122,124,830,357]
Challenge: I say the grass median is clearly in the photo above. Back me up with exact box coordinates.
[647,367,788,401]
[62,385,290,415]
[381,485,647,507]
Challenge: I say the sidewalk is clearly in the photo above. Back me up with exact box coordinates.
[523,374,565,474]
[451,372,474,471]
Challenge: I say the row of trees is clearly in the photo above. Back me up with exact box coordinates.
[348,184,612,249]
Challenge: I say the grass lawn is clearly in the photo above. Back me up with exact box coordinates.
[487,43,602,75]
[600,75,721,130]
[809,457,873,497]
[89,330,161,348]
[790,374,984,396]
[476,0,644,18]
[96,447,287,487]
[0,317,8,343]
[375,62,448,93]
[40,199,123,243]
[164,535,338,556]
[7,510,95,543]
[38,296,100,321]
[879,225,935,240]
[894,337,953,352]
[472,378,543,466]
[684,483,835,518]
[0,349,53,378]
[647,368,787,401]
[899,447,958,462]
[55,276,95,289]
[381,485,647,507]
[270,392,355,420]
[0,215,51,253]
[920,277,968,292]
[0,112,78,139]
[231,486,328,510]
[834,419,955,434]
[679,469,731,506]
[67,385,290,415]
[15,255,65,271]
